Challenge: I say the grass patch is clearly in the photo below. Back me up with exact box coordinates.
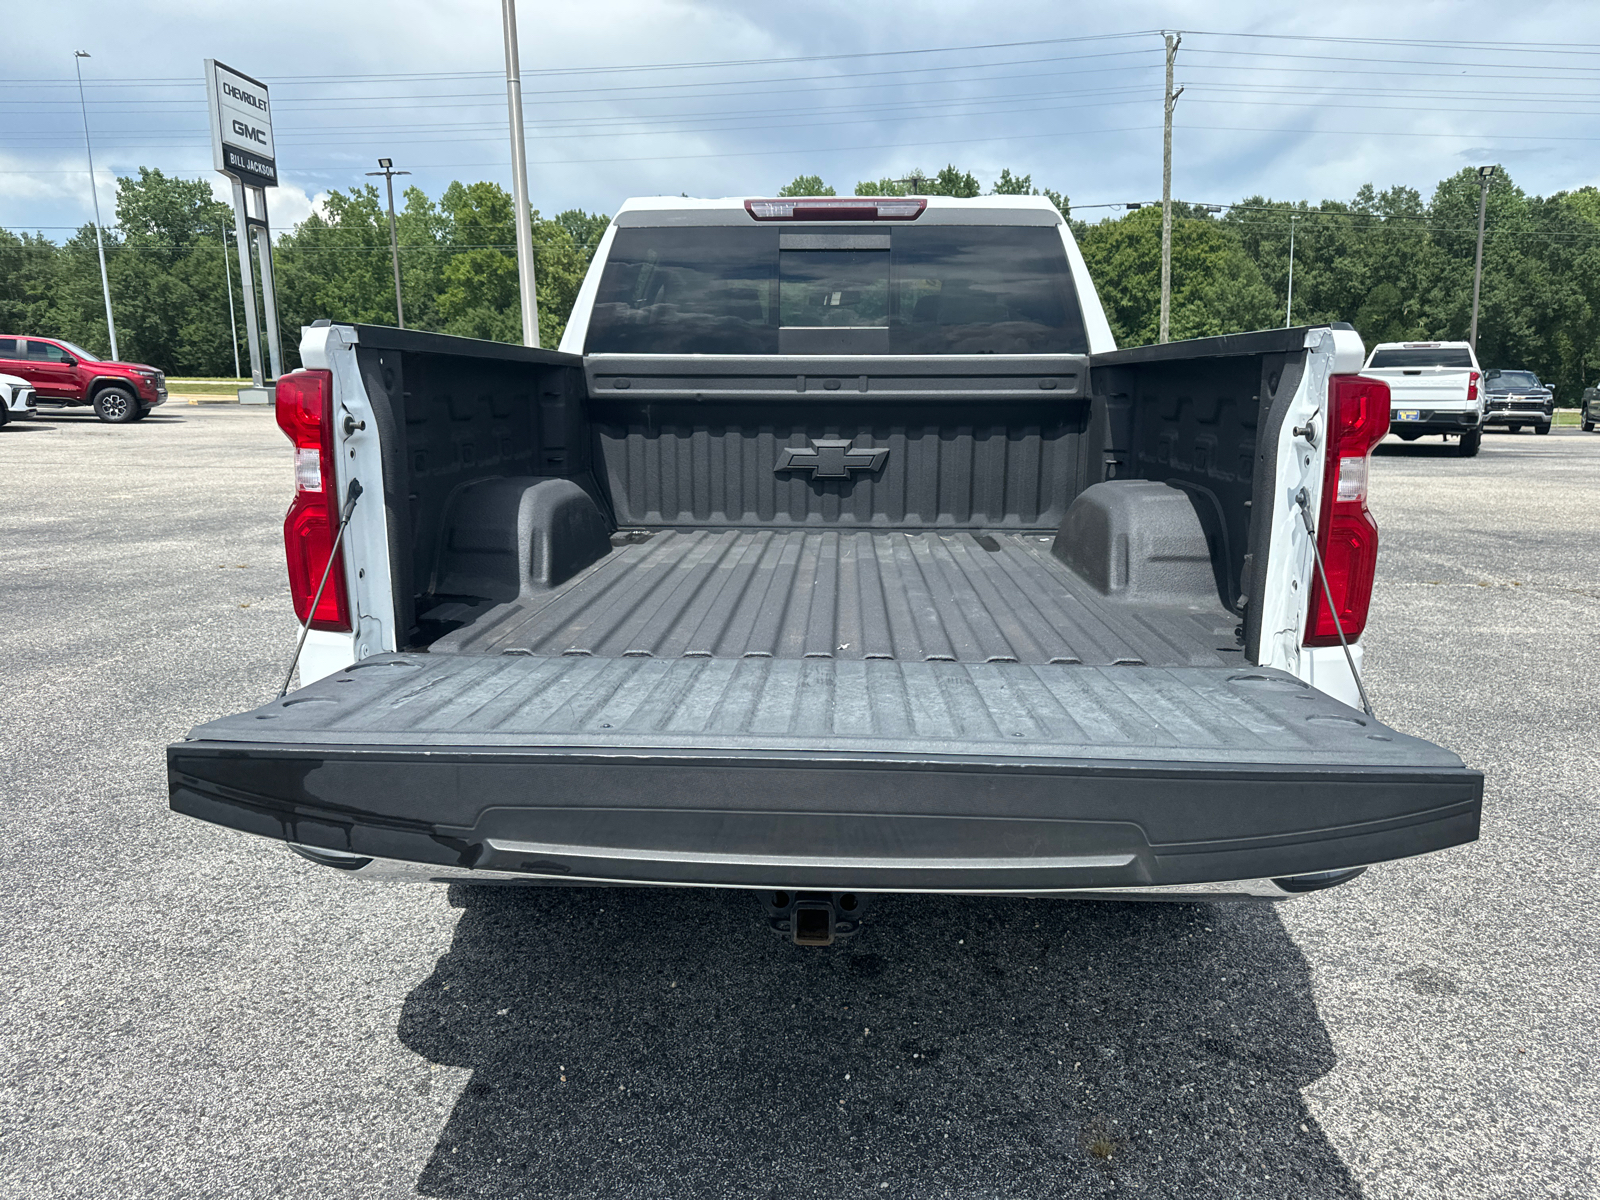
[166,378,250,394]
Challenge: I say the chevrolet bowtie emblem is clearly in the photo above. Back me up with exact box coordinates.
[774,439,889,479]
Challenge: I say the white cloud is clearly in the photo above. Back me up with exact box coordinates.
[203,176,326,235]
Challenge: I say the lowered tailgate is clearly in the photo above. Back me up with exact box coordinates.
[168,654,1481,893]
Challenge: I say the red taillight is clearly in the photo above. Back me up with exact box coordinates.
[1305,374,1391,647]
[745,197,927,221]
[274,369,350,632]
[1467,370,1480,402]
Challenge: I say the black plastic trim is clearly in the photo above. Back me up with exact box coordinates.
[169,742,1481,893]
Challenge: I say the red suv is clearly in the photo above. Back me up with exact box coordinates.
[0,336,167,423]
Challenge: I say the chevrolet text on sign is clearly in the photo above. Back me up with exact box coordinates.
[205,60,276,188]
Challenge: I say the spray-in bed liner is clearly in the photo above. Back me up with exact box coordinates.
[428,529,1242,667]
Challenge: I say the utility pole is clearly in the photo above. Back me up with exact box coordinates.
[1469,165,1496,349]
[367,158,411,328]
[221,226,241,378]
[1284,214,1301,328]
[501,0,540,347]
[1159,31,1183,344]
[73,51,118,361]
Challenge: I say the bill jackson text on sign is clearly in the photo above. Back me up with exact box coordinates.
[225,148,276,184]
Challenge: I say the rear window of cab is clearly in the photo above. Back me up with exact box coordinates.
[585,225,1088,355]
[1367,348,1474,368]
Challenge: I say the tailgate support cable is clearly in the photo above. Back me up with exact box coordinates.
[278,478,364,699]
[1294,487,1376,719]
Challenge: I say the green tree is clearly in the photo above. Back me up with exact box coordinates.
[0,230,63,338]
[926,164,980,197]
[107,168,238,374]
[855,165,980,198]
[777,175,835,197]
[992,168,1033,195]
[435,180,521,342]
[990,167,1069,216]
[1079,204,1275,344]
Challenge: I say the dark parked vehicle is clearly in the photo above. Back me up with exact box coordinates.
[1482,368,1554,434]
[0,336,167,423]
[1581,386,1598,433]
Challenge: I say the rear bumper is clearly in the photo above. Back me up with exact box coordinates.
[287,844,1367,899]
[168,742,1481,895]
[1389,409,1479,435]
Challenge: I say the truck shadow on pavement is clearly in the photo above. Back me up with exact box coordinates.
[398,886,1362,1200]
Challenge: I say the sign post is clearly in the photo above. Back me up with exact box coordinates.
[205,59,281,403]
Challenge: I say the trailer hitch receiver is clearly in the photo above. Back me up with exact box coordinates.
[762,890,868,946]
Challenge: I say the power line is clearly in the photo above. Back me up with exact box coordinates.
[0,33,1161,87]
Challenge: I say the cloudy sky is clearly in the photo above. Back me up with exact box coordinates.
[4,0,1597,238]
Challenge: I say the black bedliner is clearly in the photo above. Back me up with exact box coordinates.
[429,529,1240,667]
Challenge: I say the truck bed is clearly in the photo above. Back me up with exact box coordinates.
[168,321,1483,897]
[427,528,1242,668]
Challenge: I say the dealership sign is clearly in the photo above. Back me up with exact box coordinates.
[205,60,276,188]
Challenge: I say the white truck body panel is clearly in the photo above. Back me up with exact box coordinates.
[296,323,399,684]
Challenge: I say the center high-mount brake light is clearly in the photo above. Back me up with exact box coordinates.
[745,197,926,221]
[274,369,351,633]
[1304,374,1391,647]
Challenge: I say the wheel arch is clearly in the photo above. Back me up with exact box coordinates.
[86,375,138,400]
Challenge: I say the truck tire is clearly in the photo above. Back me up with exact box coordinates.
[92,385,139,424]
[1583,420,1594,432]
[1458,429,1482,457]
[1535,423,1550,435]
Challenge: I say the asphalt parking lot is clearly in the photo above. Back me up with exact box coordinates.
[1,406,1596,1199]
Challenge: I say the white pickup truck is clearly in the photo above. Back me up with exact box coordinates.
[1361,341,1484,456]
[167,195,1481,942]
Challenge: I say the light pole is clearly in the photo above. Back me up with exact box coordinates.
[1469,165,1496,349]
[221,226,241,379]
[366,158,411,328]
[73,51,118,361]
[1284,214,1301,328]
[501,0,540,346]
